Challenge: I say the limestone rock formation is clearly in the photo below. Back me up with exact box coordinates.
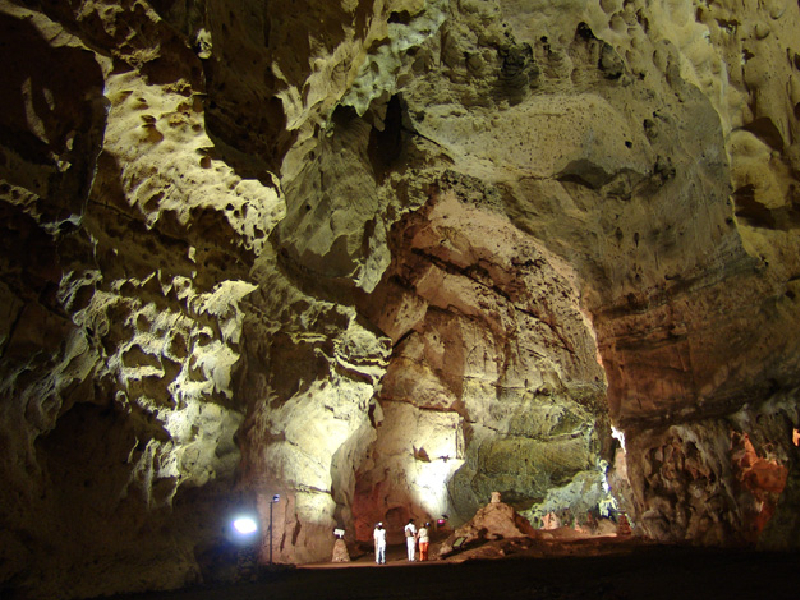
[331,538,351,562]
[438,492,538,558]
[1,0,800,598]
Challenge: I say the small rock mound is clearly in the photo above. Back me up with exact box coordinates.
[331,538,350,562]
[439,492,537,558]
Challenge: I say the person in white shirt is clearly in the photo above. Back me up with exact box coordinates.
[373,522,386,564]
[403,518,417,561]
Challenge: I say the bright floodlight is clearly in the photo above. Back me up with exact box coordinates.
[233,517,258,535]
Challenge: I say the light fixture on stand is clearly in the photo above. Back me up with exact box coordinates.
[230,511,259,581]
[270,494,280,565]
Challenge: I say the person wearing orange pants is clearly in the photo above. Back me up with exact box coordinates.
[418,522,430,561]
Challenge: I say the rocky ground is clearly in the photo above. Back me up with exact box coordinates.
[109,540,800,600]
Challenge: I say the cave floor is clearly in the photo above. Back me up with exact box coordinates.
[118,539,800,600]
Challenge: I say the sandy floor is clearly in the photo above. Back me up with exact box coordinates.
[115,538,800,600]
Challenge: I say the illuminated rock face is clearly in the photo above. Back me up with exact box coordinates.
[2,0,800,597]
[438,492,538,558]
[353,190,608,539]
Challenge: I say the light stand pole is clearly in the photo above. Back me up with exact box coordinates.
[270,494,280,565]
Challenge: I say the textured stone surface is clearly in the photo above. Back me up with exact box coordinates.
[355,189,609,533]
[438,493,538,558]
[2,0,800,597]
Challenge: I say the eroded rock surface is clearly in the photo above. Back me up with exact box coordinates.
[2,0,800,598]
[438,492,538,558]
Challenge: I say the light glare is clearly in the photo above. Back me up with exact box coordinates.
[611,426,626,449]
[233,517,258,535]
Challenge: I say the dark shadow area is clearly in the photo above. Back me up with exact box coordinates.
[103,544,800,600]
[734,184,777,229]
[368,94,407,180]
[739,117,784,152]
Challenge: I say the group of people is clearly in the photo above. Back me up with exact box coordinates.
[372,518,430,564]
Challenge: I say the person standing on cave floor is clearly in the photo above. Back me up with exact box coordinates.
[418,522,430,561]
[373,522,387,564]
[404,518,417,561]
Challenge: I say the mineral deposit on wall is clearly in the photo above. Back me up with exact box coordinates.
[1,0,800,597]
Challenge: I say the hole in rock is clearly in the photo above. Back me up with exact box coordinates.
[576,22,596,41]
[388,10,412,25]
[368,94,406,177]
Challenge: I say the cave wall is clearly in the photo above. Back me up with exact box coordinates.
[1,0,800,597]
[0,2,271,597]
